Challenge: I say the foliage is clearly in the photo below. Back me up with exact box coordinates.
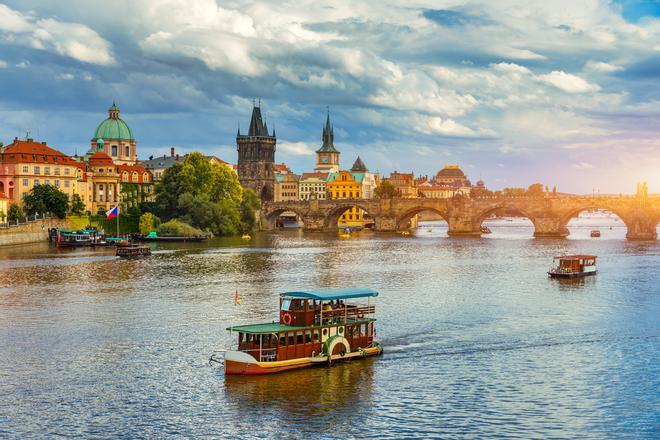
[470,187,493,198]
[154,152,247,236]
[139,212,161,235]
[22,184,69,218]
[527,183,544,197]
[0,210,5,222]
[158,219,205,237]
[374,181,398,199]
[70,194,86,215]
[8,204,23,222]
[239,188,261,233]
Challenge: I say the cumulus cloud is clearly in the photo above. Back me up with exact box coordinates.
[584,60,623,73]
[278,141,315,155]
[0,4,113,65]
[538,71,601,93]
[0,60,7,69]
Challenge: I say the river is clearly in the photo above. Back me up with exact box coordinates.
[0,216,658,438]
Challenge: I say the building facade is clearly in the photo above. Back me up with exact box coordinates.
[237,105,276,201]
[384,171,417,198]
[299,172,328,200]
[274,172,300,202]
[91,102,137,165]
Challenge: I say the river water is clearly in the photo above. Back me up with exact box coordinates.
[1,217,658,438]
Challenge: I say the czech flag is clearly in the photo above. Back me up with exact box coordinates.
[106,205,118,219]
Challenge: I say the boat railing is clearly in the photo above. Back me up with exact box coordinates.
[238,347,277,362]
[317,305,375,324]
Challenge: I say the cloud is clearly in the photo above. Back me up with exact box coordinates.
[58,73,75,80]
[278,141,315,156]
[585,60,623,73]
[0,4,113,65]
[573,162,594,169]
[538,71,601,93]
[0,60,7,69]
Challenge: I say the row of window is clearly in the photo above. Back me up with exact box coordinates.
[23,166,72,176]
[23,179,71,188]
[330,191,361,198]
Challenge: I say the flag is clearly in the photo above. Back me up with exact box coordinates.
[106,205,118,219]
[235,290,241,305]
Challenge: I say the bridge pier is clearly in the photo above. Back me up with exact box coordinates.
[374,216,398,232]
[532,216,569,239]
[625,217,657,240]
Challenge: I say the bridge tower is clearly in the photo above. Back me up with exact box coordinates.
[314,110,340,173]
[237,104,276,201]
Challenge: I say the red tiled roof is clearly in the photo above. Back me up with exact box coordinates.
[117,164,152,183]
[274,163,291,173]
[2,139,82,166]
[88,151,114,165]
[301,172,329,180]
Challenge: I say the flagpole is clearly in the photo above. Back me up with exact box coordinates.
[116,205,119,237]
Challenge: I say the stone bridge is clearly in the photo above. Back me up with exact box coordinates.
[262,195,660,240]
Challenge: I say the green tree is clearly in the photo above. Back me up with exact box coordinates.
[70,194,86,215]
[8,204,23,222]
[374,181,398,199]
[139,212,160,235]
[239,188,261,233]
[154,152,245,236]
[0,210,6,222]
[23,184,69,218]
[527,183,544,197]
[158,219,205,237]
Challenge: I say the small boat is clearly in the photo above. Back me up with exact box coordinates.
[338,232,351,239]
[548,255,597,278]
[116,245,151,258]
[481,226,492,234]
[590,230,601,237]
[426,228,433,233]
[242,234,252,240]
[221,288,383,375]
[401,230,410,236]
[132,232,208,242]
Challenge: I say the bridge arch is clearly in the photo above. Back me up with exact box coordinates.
[396,206,449,231]
[558,204,634,237]
[323,202,377,229]
[472,203,539,236]
[263,206,307,229]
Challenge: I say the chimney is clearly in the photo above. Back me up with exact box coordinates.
[171,147,175,157]
[42,141,47,145]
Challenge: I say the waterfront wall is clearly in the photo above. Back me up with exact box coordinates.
[0,218,70,247]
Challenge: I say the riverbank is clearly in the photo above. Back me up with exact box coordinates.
[0,217,71,247]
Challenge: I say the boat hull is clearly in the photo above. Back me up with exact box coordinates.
[224,345,383,375]
[548,270,597,279]
[132,235,208,242]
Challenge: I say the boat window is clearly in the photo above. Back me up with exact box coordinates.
[305,330,312,343]
[279,333,286,346]
[291,299,303,310]
[281,299,291,311]
[345,326,353,338]
[313,329,320,342]
[239,333,244,344]
[296,332,304,344]
[361,324,367,335]
[288,333,295,346]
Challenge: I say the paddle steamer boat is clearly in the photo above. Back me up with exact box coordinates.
[223,288,382,375]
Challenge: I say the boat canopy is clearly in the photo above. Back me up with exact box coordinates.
[226,322,308,334]
[280,288,378,301]
[553,255,597,261]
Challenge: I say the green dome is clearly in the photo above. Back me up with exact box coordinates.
[92,102,135,141]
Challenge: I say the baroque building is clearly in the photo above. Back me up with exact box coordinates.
[237,105,276,201]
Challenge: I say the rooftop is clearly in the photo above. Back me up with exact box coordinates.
[280,288,378,301]
[226,322,308,334]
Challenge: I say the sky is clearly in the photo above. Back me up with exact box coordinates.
[0,1,659,194]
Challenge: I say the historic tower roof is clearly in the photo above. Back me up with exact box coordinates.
[351,156,368,172]
[316,111,339,153]
[92,101,134,141]
[240,105,274,138]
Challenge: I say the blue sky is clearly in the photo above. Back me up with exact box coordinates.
[0,1,659,193]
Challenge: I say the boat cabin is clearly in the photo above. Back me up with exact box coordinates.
[227,288,378,363]
[549,255,597,276]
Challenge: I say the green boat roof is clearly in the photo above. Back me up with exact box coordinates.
[280,288,378,301]
[226,322,308,334]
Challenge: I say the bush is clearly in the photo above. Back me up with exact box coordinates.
[8,204,23,222]
[139,212,160,235]
[158,219,206,237]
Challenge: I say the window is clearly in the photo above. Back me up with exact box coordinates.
[64,181,70,188]
[54,180,60,188]
[22,166,28,173]
[313,329,320,342]
[54,168,60,176]
[45,179,50,186]
[44,167,51,175]
[279,334,286,346]
[64,168,70,175]
[112,145,118,156]
[22,179,28,186]
[288,333,295,346]
[296,332,304,344]
[305,330,312,344]
[34,179,40,185]
[34,166,40,175]
[125,146,130,157]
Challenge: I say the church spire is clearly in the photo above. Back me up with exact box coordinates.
[317,108,338,153]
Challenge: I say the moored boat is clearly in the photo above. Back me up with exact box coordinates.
[548,255,597,278]
[222,288,383,375]
[131,232,208,242]
[116,245,151,258]
[481,226,492,234]
[590,230,601,237]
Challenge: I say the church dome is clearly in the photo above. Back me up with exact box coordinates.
[436,165,465,179]
[92,102,134,141]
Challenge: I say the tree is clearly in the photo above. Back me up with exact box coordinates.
[239,188,261,233]
[8,204,23,223]
[527,183,544,197]
[70,194,86,215]
[158,219,205,237]
[23,184,69,218]
[0,210,5,222]
[139,212,160,235]
[374,181,398,199]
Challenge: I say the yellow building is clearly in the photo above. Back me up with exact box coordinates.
[0,138,84,208]
[327,170,368,227]
[274,172,300,202]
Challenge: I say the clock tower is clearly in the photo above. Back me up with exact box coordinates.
[314,111,340,173]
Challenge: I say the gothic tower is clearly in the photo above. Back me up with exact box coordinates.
[237,104,276,201]
[314,111,340,173]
